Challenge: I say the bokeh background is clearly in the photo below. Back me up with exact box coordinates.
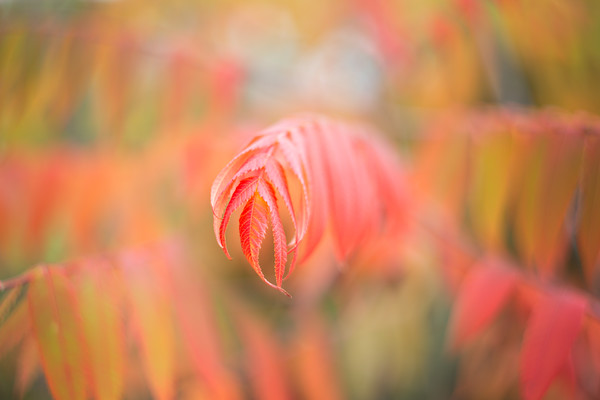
[1,0,600,399]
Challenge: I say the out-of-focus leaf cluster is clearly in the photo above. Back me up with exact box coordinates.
[2,0,600,399]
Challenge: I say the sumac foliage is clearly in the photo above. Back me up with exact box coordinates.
[211,115,407,295]
[421,109,600,399]
[3,1,600,399]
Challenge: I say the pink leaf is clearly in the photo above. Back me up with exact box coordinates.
[448,260,518,349]
[520,291,587,400]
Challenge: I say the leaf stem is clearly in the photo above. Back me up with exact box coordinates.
[0,270,35,291]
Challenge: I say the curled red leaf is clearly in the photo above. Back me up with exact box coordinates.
[211,114,407,294]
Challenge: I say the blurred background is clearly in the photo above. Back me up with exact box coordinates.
[1,0,600,399]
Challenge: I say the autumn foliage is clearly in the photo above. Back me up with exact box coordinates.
[2,0,600,399]
[211,115,407,295]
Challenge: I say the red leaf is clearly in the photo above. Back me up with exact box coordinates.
[296,126,328,261]
[277,133,309,244]
[264,160,296,243]
[317,119,363,260]
[361,137,407,233]
[264,158,300,279]
[26,156,67,253]
[448,260,518,349]
[218,175,261,257]
[238,183,290,297]
[211,114,407,294]
[229,152,270,185]
[239,191,269,279]
[520,291,587,400]
[211,139,272,210]
[258,180,288,288]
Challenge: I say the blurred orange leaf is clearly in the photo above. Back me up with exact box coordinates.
[120,252,175,400]
[292,316,343,400]
[28,267,88,400]
[15,334,40,398]
[235,311,292,400]
[578,134,600,285]
[74,261,125,400]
